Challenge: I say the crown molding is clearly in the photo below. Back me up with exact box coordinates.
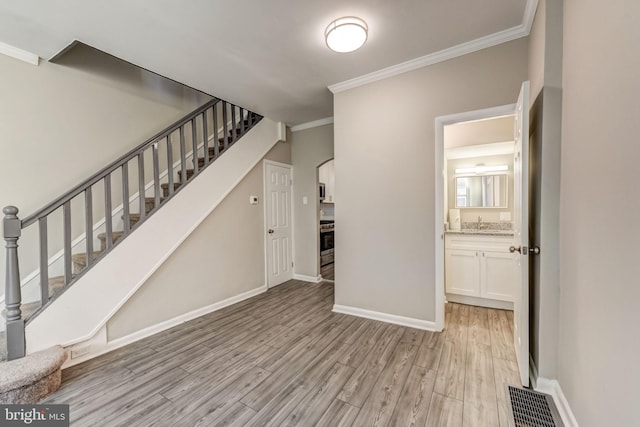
[329,0,539,94]
[523,0,540,34]
[290,117,334,132]
[0,41,39,65]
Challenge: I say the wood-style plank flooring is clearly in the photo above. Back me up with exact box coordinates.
[45,280,521,426]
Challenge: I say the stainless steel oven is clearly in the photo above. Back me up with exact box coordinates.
[320,220,334,266]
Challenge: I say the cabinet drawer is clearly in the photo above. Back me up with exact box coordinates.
[445,234,513,252]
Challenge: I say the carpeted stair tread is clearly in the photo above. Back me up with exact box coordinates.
[16,301,40,320]
[0,345,67,403]
[72,252,103,274]
[144,196,167,214]
[1,276,66,321]
[127,213,141,228]
[97,231,125,250]
[161,182,182,197]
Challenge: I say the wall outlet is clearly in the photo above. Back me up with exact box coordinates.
[500,212,511,221]
[70,344,91,359]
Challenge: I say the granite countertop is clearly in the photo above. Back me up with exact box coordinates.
[446,229,514,236]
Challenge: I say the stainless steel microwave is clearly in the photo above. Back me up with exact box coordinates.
[319,183,326,201]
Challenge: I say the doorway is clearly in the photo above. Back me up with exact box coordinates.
[317,158,335,281]
[435,81,530,386]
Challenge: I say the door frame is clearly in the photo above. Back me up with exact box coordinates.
[434,103,516,331]
[263,159,294,288]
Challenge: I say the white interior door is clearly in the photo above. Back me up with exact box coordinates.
[265,162,293,288]
[512,81,530,386]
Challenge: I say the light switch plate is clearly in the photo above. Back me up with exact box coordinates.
[303,196,308,205]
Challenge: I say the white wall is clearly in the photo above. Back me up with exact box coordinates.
[107,142,291,339]
[558,1,640,426]
[333,39,529,322]
[290,124,334,278]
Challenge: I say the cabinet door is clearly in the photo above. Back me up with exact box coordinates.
[327,160,335,202]
[480,251,517,301]
[445,249,479,296]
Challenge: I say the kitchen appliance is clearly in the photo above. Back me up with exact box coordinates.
[320,220,334,266]
[319,183,326,202]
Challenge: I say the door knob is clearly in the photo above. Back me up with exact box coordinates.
[510,245,541,255]
[268,229,274,234]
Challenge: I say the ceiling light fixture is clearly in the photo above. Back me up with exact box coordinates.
[325,17,368,53]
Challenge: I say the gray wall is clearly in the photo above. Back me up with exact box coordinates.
[107,142,291,339]
[333,39,529,321]
[527,0,563,382]
[291,124,334,278]
[558,1,640,425]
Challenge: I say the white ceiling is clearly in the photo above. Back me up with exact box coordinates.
[0,0,533,125]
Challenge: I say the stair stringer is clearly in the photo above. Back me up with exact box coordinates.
[25,119,286,354]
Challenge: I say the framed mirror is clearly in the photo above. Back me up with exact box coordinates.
[455,174,508,208]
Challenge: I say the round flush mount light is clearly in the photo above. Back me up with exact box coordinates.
[325,17,368,53]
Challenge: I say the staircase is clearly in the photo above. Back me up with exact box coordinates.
[2,99,263,361]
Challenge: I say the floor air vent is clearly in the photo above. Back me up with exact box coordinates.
[507,386,564,427]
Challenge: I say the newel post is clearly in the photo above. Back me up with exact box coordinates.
[4,206,25,360]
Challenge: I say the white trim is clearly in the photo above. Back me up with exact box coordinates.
[0,41,39,65]
[445,294,513,311]
[290,117,334,132]
[523,0,540,34]
[329,26,524,93]
[333,304,437,331]
[328,0,538,93]
[434,103,517,338]
[293,274,322,283]
[536,378,580,427]
[63,285,267,368]
[435,117,445,332]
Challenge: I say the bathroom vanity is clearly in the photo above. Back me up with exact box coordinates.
[445,231,516,310]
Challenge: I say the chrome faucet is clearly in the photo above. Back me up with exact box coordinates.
[477,215,483,230]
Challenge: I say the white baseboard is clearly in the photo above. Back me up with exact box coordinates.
[536,377,580,427]
[293,274,322,283]
[62,284,267,368]
[332,304,437,331]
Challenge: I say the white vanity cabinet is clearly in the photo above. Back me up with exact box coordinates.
[445,233,517,307]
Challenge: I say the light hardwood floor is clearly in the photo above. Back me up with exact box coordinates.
[45,280,521,426]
